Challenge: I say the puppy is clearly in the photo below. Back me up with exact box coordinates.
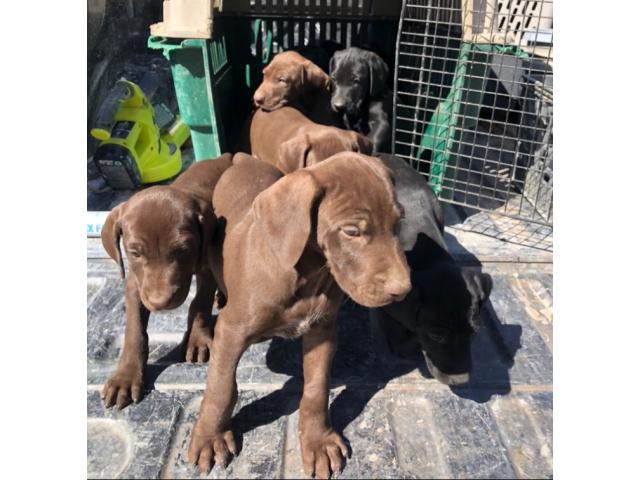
[250,106,372,173]
[254,127,492,384]
[100,154,232,409]
[371,154,493,385]
[329,47,393,153]
[188,152,411,478]
[252,50,338,125]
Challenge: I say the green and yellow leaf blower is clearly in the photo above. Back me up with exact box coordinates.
[90,76,190,190]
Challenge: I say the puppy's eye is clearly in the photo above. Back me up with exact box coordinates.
[353,77,360,84]
[128,250,141,259]
[340,225,361,237]
[278,77,287,84]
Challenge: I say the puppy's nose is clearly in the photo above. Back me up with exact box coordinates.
[146,291,175,310]
[253,91,265,107]
[384,279,411,302]
[331,99,345,112]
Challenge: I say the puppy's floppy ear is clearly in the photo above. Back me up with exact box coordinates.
[101,203,126,279]
[302,60,330,91]
[252,170,323,270]
[277,133,311,173]
[463,270,493,331]
[367,51,389,98]
[350,131,373,155]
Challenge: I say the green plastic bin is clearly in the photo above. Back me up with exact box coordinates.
[148,36,231,161]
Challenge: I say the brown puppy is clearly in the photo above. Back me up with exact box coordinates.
[100,154,232,409]
[188,152,411,479]
[250,106,372,174]
[253,50,337,125]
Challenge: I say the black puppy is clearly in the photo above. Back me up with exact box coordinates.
[329,47,392,153]
[371,154,493,385]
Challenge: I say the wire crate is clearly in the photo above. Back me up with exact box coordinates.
[393,0,553,226]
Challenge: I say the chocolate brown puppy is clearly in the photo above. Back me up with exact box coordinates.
[252,50,338,125]
[100,154,232,409]
[188,152,411,478]
[250,106,372,174]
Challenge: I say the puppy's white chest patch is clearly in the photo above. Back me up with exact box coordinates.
[275,309,326,339]
[275,292,333,339]
[275,311,326,339]
[292,311,325,337]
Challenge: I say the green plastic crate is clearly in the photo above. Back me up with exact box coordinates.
[148,35,232,161]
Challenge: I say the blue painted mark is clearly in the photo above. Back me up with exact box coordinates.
[87,223,103,235]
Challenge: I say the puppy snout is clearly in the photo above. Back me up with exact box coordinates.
[384,279,411,302]
[253,91,265,107]
[146,289,177,311]
[331,98,346,112]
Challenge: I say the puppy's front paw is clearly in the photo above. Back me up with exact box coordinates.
[101,366,143,409]
[188,425,237,474]
[300,429,349,479]
[184,327,212,363]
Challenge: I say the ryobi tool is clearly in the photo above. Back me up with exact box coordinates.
[90,75,190,189]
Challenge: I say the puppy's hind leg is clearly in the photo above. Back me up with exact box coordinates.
[102,277,150,409]
[184,269,217,363]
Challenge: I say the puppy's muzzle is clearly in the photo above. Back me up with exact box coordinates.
[143,287,181,312]
[423,353,471,386]
[331,98,346,113]
[253,91,265,107]
[384,279,411,302]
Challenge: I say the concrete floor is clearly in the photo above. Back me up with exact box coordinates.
[87,206,552,479]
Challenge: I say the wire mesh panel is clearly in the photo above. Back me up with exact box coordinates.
[393,0,553,226]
